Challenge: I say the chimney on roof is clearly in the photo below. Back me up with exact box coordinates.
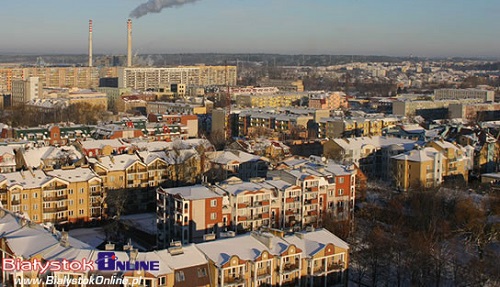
[105,242,115,251]
[251,231,273,249]
[60,229,70,247]
[129,249,138,264]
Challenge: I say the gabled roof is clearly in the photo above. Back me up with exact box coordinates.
[392,147,441,162]
[284,228,349,257]
[88,154,144,171]
[46,167,101,183]
[159,185,221,200]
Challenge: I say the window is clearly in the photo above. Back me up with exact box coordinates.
[79,209,84,215]
[210,212,217,220]
[22,194,28,200]
[23,205,28,211]
[32,214,38,221]
[110,176,115,183]
[69,200,74,206]
[338,177,344,184]
[210,199,217,207]
[338,189,344,195]
[175,271,185,282]
[69,210,74,216]
[80,188,84,194]
[197,268,207,277]
[33,204,37,210]
[68,189,74,195]
[157,277,167,286]
[79,199,84,204]
[33,192,38,198]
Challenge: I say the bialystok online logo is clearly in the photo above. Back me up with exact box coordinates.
[3,251,160,273]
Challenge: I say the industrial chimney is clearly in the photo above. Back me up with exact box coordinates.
[127,19,132,67]
[88,20,93,67]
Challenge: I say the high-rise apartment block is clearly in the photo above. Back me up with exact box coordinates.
[11,77,40,106]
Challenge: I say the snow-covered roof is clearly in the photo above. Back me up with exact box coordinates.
[46,167,101,183]
[333,136,419,151]
[155,244,208,270]
[391,147,441,162]
[284,228,349,257]
[159,185,221,200]
[88,154,144,171]
[23,146,83,169]
[80,139,128,150]
[0,169,65,189]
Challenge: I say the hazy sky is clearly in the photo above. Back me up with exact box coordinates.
[1,0,499,57]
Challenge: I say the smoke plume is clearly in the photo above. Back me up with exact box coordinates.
[130,0,202,18]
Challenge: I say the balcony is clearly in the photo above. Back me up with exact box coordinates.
[91,202,101,207]
[238,202,249,208]
[257,267,271,278]
[261,200,270,206]
[11,199,20,205]
[55,217,69,223]
[49,185,67,191]
[282,263,299,274]
[285,197,296,203]
[238,216,248,221]
[43,194,68,201]
[328,262,344,271]
[90,189,101,196]
[43,206,68,213]
[313,266,326,275]
[224,275,244,284]
[262,213,270,219]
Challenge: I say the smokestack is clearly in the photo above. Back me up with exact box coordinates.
[88,20,93,67]
[127,19,132,67]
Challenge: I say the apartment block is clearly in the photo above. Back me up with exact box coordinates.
[0,167,102,224]
[156,185,227,247]
[118,66,237,90]
[11,77,40,106]
[0,209,348,287]
[392,147,444,191]
[324,136,420,179]
[236,93,306,108]
[434,88,495,102]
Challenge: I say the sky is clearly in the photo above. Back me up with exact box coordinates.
[0,0,499,57]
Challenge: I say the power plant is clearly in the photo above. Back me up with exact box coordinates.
[86,19,133,67]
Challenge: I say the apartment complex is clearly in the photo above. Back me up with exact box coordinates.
[0,208,348,287]
[309,91,348,110]
[196,228,349,287]
[0,167,102,224]
[156,185,227,247]
[0,67,118,93]
[324,136,421,179]
[11,77,40,106]
[392,140,472,191]
[434,88,495,102]
[236,93,306,108]
[117,66,237,90]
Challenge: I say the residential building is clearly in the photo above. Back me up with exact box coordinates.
[117,66,237,90]
[205,150,269,182]
[147,101,207,115]
[0,146,16,173]
[392,147,444,191]
[0,209,347,287]
[428,140,470,182]
[0,167,101,224]
[309,91,348,110]
[11,77,40,106]
[434,88,495,102]
[323,136,420,179]
[156,185,226,247]
[236,93,306,108]
[196,228,349,287]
